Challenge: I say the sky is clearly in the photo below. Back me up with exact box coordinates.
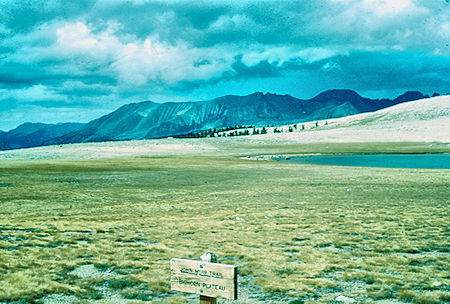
[0,0,449,131]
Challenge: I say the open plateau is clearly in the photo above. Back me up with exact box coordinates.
[0,95,449,304]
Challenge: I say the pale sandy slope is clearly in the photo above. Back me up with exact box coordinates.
[261,94,450,144]
[0,95,448,159]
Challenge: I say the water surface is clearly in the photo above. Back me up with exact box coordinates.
[276,154,450,169]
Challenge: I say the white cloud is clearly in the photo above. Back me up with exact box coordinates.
[50,22,237,85]
[55,22,120,64]
[296,48,344,63]
[363,0,413,13]
[322,61,341,72]
[309,0,435,53]
[210,14,255,31]
[110,36,235,85]
[56,22,98,52]
[241,47,294,66]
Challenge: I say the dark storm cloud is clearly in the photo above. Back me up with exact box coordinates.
[169,54,285,92]
[81,0,449,51]
[327,51,450,91]
[0,60,64,87]
[0,0,95,33]
[83,1,316,47]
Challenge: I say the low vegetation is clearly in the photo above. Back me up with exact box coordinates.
[0,142,448,303]
[173,122,319,138]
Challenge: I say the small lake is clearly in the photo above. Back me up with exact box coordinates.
[276,154,450,169]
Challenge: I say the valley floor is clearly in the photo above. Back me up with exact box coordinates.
[0,142,449,304]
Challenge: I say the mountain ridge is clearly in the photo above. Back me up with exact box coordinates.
[0,89,429,150]
[47,89,427,145]
[1,95,448,160]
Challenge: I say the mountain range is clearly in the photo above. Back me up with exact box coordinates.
[0,89,428,150]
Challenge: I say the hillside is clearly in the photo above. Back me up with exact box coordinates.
[314,94,450,140]
[47,90,424,145]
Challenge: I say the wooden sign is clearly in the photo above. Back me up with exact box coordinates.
[170,258,238,300]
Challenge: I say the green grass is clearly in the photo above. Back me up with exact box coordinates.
[0,142,449,303]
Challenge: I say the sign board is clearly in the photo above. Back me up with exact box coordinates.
[170,258,238,300]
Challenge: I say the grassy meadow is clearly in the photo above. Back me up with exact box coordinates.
[0,142,449,304]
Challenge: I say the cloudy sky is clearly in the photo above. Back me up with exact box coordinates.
[0,0,449,131]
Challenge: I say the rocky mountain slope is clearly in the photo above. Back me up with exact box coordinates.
[48,90,425,145]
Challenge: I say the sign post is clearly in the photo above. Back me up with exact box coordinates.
[200,253,218,304]
[170,252,238,303]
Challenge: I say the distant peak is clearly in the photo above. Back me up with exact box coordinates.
[135,100,156,105]
[13,122,46,131]
[311,89,362,101]
[394,91,425,102]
